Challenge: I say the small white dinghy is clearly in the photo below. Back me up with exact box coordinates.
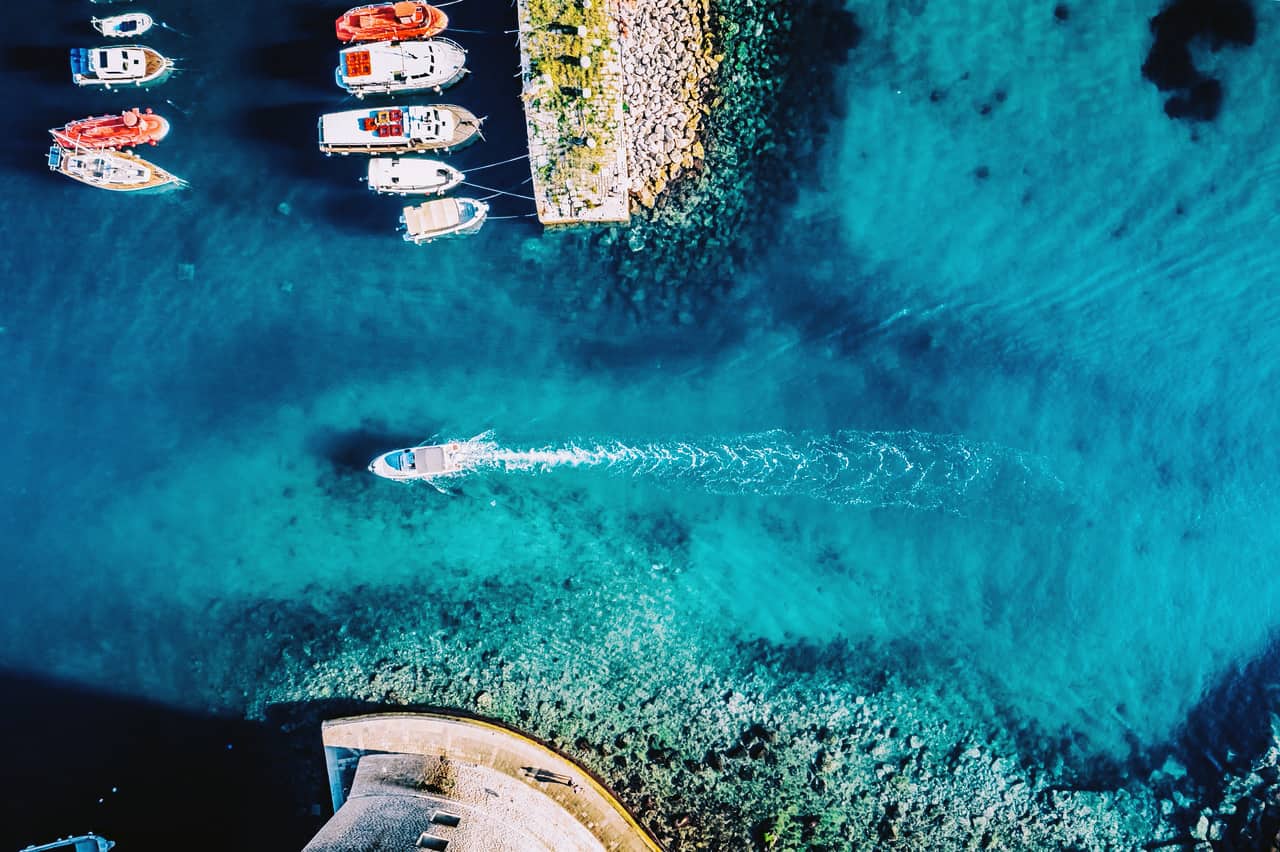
[335,38,468,98]
[91,12,154,37]
[366,157,463,196]
[368,442,469,482]
[70,45,174,88]
[400,197,488,244]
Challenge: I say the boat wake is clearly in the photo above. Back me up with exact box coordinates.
[442,430,1064,514]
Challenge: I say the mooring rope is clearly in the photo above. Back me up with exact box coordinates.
[464,181,536,201]
[466,153,529,171]
[488,213,539,219]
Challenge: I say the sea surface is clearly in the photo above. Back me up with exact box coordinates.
[2,0,1279,847]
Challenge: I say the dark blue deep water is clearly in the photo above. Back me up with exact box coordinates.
[3,0,1280,847]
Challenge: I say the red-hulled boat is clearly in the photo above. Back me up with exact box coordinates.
[50,108,170,150]
[335,1,448,42]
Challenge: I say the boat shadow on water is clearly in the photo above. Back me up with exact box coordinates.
[1,45,69,86]
[315,424,448,476]
[247,39,340,88]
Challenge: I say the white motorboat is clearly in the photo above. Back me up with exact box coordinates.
[48,144,185,193]
[400,197,488,243]
[365,157,463,195]
[91,12,154,37]
[368,442,469,481]
[21,835,115,852]
[335,38,468,98]
[70,45,174,88]
[317,104,482,155]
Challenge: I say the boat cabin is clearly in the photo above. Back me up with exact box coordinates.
[386,446,448,475]
[92,47,147,79]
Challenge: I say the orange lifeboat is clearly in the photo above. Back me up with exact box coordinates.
[335,1,448,42]
[50,108,170,150]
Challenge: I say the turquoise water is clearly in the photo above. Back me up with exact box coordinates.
[3,0,1280,843]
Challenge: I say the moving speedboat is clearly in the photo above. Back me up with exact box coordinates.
[70,45,173,88]
[48,145,184,192]
[400,197,488,243]
[335,38,468,97]
[368,442,467,481]
[21,835,115,852]
[317,104,481,155]
[335,2,448,43]
[365,157,463,195]
[91,12,154,37]
[50,108,170,150]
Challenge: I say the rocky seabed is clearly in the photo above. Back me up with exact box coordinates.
[245,571,1181,850]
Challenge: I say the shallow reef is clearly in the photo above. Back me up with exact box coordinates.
[235,572,1182,850]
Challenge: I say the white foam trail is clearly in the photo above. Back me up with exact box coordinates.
[443,430,1063,513]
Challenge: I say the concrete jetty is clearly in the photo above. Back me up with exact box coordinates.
[303,712,663,851]
[516,0,631,225]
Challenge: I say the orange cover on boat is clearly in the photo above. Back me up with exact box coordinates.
[51,108,169,151]
[344,50,372,76]
[334,1,448,42]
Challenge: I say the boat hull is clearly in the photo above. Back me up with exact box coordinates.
[48,145,184,193]
[51,109,170,150]
[335,39,468,98]
[317,104,481,155]
[366,157,464,195]
[400,197,488,244]
[92,13,155,37]
[368,443,468,481]
[335,2,448,43]
[70,46,173,88]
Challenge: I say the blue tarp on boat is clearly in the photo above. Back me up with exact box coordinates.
[69,48,91,78]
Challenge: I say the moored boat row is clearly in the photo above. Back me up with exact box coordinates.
[46,8,187,193]
[319,1,491,243]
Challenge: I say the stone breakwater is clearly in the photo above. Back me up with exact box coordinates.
[236,571,1180,850]
[617,0,719,208]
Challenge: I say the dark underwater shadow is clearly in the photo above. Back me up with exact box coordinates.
[249,39,339,87]
[0,670,322,852]
[314,423,445,474]
[1,45,68,85]
[240,101,333,150]
[1170,632,1280,794]
[234,101,337,180]
[319,189,403,235]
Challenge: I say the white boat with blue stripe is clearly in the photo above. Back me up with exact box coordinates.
[368,442,468,481]
[70,45,173,88]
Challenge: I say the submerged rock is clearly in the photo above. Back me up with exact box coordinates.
[1141,0,1254,122]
